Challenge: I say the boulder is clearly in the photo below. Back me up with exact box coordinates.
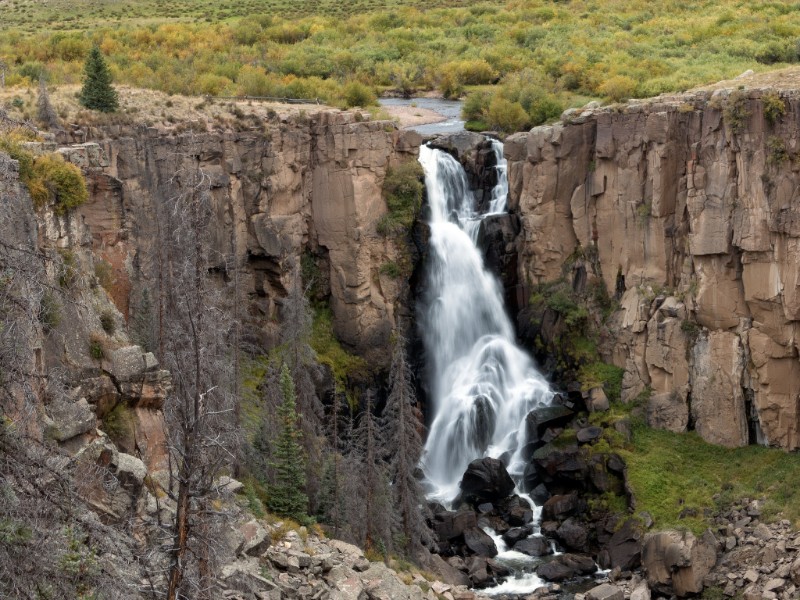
[45,398,96,442]
[586,387,610,413]
[513,536,552,557]
[459,457,515,503]
[576,426,604,444]
[526,406,575,440]
[586,583,624,600]
[536,554,596,581]
[463,527,498,557]
[502,527,532,546]
[466,557,492,588]
[435,510,478,542]
[556,518,589,551]
[642,529,717,596]
[541,493,580,521]
[599,518,643,571]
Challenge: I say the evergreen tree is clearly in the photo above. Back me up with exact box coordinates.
[268,363,308,521]
[383,330,434,557]
[78,46,118,113]
[280,263,325,513]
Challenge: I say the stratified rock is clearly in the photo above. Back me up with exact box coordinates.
[459,457,515,503]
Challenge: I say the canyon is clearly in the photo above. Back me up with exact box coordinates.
[4,78,800,599]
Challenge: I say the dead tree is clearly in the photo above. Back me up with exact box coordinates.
[150,164,240,600]
[382,329,433,557]
[36,74,60,131]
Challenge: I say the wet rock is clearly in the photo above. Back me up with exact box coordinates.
[502,527,532,546]
[463,527,498,557]
[513,536,552,557]
[466,557,492,588]
[530,483,551,505]
[536,554,596,581]
[459,457,515,503]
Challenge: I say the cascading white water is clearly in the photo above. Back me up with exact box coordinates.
[418,142,553,504]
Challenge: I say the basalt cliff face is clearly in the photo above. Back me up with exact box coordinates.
[64,113,421,367]
[506,87,800,450]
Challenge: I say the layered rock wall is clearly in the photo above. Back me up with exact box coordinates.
[507,88,800,449]
[66,113,420,366]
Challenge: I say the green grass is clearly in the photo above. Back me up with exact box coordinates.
[310,305,368,389]
[2,0,799,129]
[621,424,800,534]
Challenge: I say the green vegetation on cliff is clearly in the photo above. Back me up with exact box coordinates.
[0,134,88,215]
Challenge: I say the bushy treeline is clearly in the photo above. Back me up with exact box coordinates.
[3,0,800,124]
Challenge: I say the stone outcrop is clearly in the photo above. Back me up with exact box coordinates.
[59,114,421,369]
[507,87,800,449]
[642,529,718,596]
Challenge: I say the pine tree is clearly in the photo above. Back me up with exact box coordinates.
[383,330,434,557]
[268,363,308,521]
[78,46,118,113]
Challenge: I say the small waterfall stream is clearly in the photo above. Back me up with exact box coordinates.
[418,140,552,503]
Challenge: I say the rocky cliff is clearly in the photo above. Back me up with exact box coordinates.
[61,112,421,369]
[506,85,800,450]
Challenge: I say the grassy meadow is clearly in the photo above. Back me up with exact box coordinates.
[2,1,800,130]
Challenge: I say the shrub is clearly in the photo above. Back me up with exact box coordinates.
[377,160,424,236]
[100,310,116,335]
[57,249,78,288]
[102,402,134,444]
[762,91,786,126]
[89,335,105,360]
[379,261,401,278]
[597,75,637,102]
[94,259,114,292]
[486,97,529,133]
[38,291,61,332]
[341,81,376,108]
[723,89,750,134]
[31,154,88,215]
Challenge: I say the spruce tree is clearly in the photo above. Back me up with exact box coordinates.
[268,363,308,521]
[78,46,118,113]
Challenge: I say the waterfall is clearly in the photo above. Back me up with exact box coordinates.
[418,142,553,504]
